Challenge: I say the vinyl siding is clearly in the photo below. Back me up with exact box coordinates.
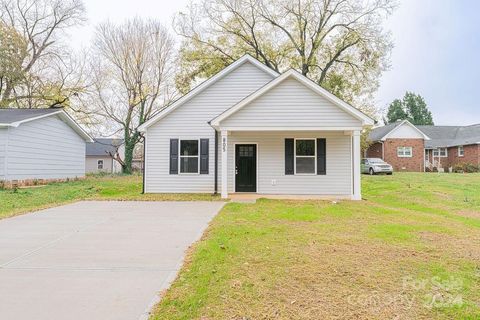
[86,156,117,173]
[227,131,352,195]
[0,128,6,179]
[221,77,362,128]
[4,115,86,180]
[145,61,275,193]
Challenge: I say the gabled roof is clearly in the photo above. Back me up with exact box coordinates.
[210,69,374,127]
[369,120,480,148]
[138,54,279,132]
[0,108,93,142]
[368,121,403,141]
[418,124,480,148]
[86,138,124,156]
[381,119,430,141]
[369,119,430,141]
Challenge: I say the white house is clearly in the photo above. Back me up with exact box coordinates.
[0,108,93,185]
[139,55,373,200]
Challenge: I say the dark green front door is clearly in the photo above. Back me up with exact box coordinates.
[235,144,256,192]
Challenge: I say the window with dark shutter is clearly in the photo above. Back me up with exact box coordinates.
[317,138,326,175]
[285,138,294,175]
[169,139,179,174]
[200,138,209,174]
[179,140,199,173]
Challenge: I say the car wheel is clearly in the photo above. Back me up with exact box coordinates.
[387,172,393,175]
[369,168,375,175]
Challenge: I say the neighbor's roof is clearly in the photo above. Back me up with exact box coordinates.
[86,138,124,156]
[369,120,480,148]
[368,121,403,141]
[0,108,93,142]
[0,108,61,124]
[418,124,480,148]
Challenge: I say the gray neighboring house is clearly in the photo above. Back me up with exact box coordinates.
[86,138,124,174]
[0,108,93,185]
[139,55,374,200]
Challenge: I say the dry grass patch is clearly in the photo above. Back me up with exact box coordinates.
[151,173,480,320]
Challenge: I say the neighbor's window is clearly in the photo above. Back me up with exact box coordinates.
[179,140,199,173]
[433,148,448,157]
[295,139,316,174]
[97,159,104,170]
[458,146,464,157]
[397,146,412,158]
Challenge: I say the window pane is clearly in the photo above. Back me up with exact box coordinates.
[180,157,198,173]
[296,140,315,156]
[296,157,315,173]
[180,140,198,156]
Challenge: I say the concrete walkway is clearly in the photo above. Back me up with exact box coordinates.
[0,201,224,320]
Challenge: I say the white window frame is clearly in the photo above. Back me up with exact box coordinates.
[433,148,448,158]
[458,146,464,157]
[294,138,317,175]
[97,159,104,170]
[397,146,413,158]
[179,139,200,174]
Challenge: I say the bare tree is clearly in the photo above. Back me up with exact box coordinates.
[175,0,395,115]
[87,18,174,174]
[0,0,86,108]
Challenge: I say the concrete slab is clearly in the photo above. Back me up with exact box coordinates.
[0,201,225,320]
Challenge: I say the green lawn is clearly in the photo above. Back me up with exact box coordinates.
[151,173,480,320]
[1,173,479,319]
[0,174,220,220]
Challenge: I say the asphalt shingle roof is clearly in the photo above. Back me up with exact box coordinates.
[86,138,124,156]
[368,122,403,141]
[0,108,61,124]
[369,122,480,148]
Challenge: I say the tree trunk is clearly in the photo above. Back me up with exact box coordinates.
[122,139,134,174]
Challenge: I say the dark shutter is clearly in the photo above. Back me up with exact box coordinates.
[200,138,209,174]
[169,139,179,174]
[317,138,326,175]
[285,138,294,175]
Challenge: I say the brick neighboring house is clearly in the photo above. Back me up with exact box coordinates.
[367,120,480,172]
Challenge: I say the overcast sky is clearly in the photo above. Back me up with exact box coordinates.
[69,0,480,126]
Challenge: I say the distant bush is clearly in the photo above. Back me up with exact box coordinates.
[452,163,480,173]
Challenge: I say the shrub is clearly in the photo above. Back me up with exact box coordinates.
[452,162,479,173]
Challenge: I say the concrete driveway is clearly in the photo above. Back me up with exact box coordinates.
[0,201,224,320]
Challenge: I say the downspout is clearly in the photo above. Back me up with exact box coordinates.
[142,133,146,194]
[4,127,10,182]
[214,129,218,194]
[381,141,385,160]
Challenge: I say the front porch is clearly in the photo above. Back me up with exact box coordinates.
[218,129,362,200]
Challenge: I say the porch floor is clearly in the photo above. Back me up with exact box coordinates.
[229,193,352,203]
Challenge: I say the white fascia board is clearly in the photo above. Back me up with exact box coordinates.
[138,55,279,132]
[8,110,64,127]
[210,69,374,127]
[1,110,93,142]
[380,119,430,141]
[215,126,363,131]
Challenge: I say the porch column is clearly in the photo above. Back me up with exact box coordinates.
[221,130,228,198]
[352,130,361,200]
